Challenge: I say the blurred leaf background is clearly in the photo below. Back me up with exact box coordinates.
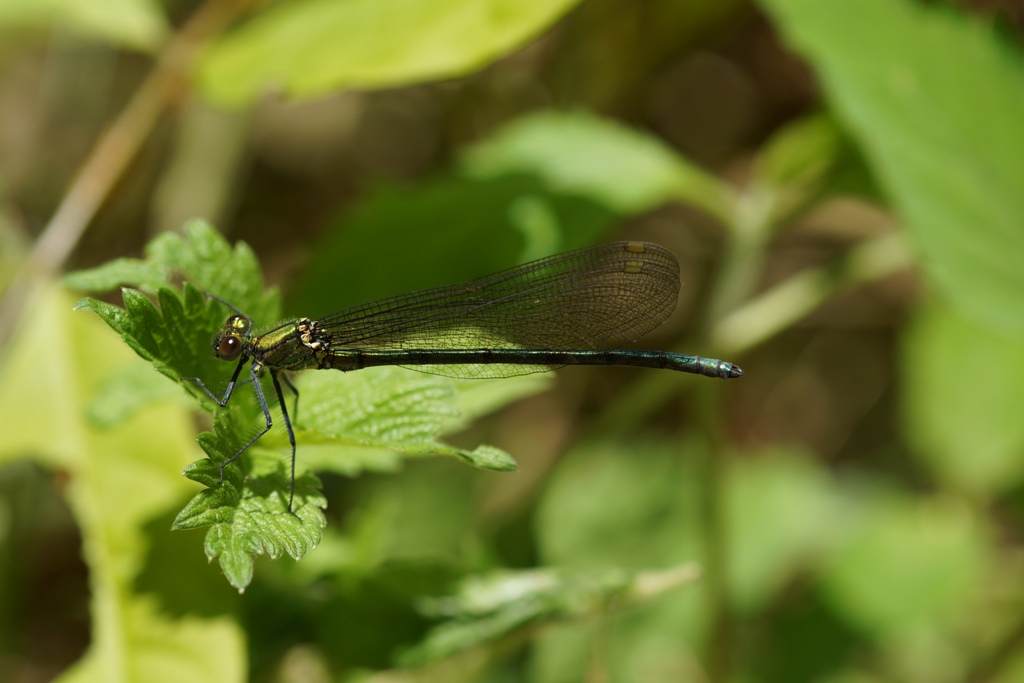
[2,0,1024,681]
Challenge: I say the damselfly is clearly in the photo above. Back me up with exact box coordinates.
[184,241,743,509]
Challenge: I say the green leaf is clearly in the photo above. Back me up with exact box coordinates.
[762,0,1024,333]
[74,294,157,365]
[903,305,1024,495]
[174,453,328,592]
[62,257,170,294]
[447,373,552,427]
[291,174,615,315]
[166,404,328,591]
[86,360,186,428]
[148,221,273,317]
[0,0,167,50]
[819,493,989,637]
[70,221,280,405]
[724,449,845,612]
[68,225,311,589]
[539,442,847,614]
[55,597,244,683]
[197,0,582,105]
[0,282,245,683]
[401,564,700,666]
[69,219,277,321]
[76,283,229,393]
[462,110,734,220]
[296,369,518,472]
[534,441,864,678]
[537,440,702,569]
[339,463,482,567]
[755,114,841,189]
[531,440,709,682]
[292,444,405,478]
[294,116,709,316]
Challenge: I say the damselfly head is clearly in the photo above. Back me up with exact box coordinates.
[213,313,251,361]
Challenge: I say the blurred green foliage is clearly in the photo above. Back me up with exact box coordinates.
[2,0,1024,682]
[197,0,585,104]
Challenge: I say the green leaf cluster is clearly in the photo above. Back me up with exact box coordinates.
[196,0,584,105]
[6,0,1024,680]
[68,221,523,590]
[0,282,245,683]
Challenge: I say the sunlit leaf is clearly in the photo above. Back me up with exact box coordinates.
[174,453,328,592]
[0,282,244,683]
[86,361,186,428]
[533,439,706,678]
[63,257,170,294]
[462,110,733,220]
[0,0,166,50]
[819,493,989,637]
[198,0,582,105]
[537,440,702,569]
[297,369,517,472]
[903,305,1024,495]
[763,0,1024,332]
[725,449,846,612]
[55,598,243,683]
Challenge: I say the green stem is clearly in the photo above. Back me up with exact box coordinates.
[691,185,777,681]
[712,230,912,355]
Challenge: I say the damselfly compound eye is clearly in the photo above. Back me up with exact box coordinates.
[217,335,243,360]
[227,314,250,332]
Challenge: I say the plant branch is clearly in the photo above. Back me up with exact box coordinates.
[712,229,912,355]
